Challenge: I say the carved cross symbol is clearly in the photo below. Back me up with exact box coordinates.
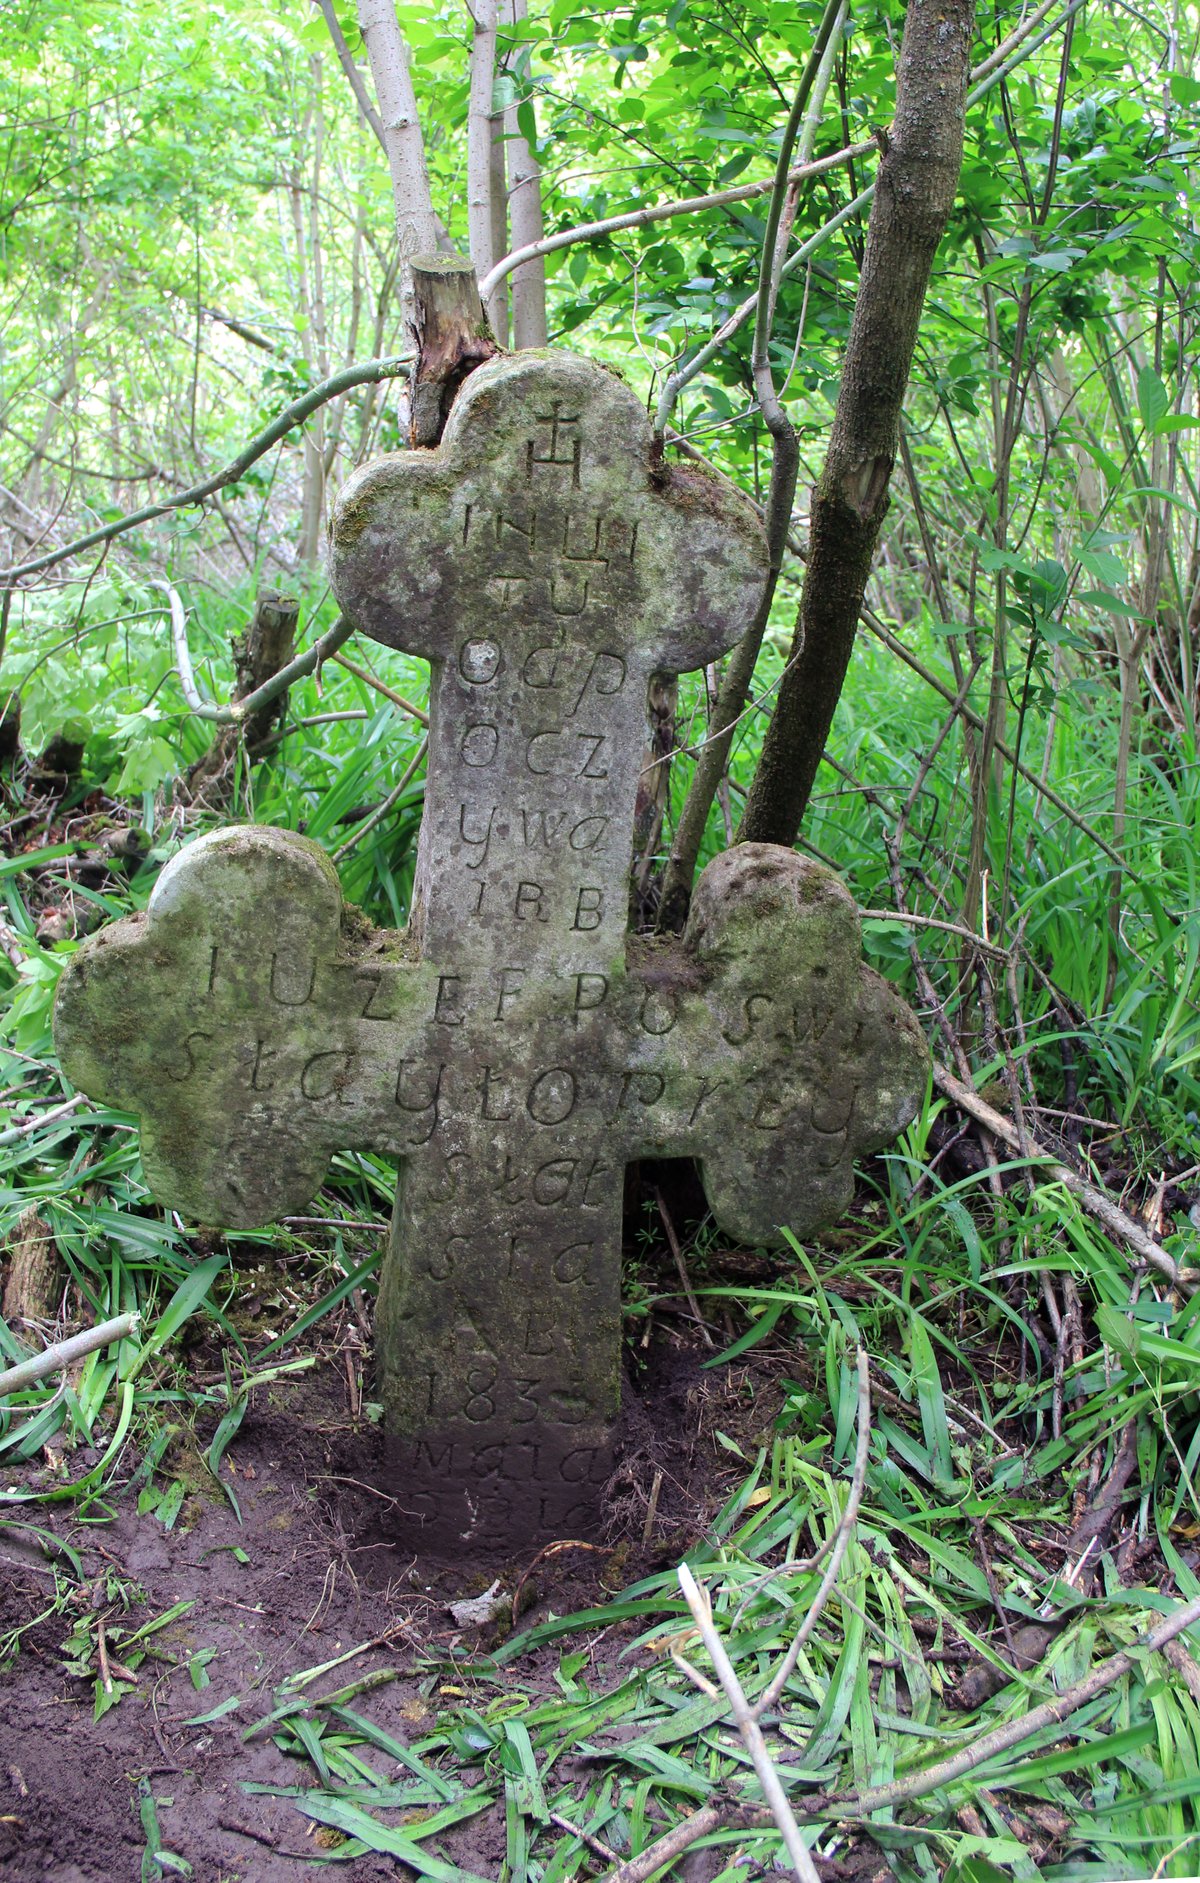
[54,354,927,1550]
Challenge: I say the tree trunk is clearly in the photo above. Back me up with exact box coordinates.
[2,1205,59,1325]
[467,0,501,326]
[502,0,547,348]
[488,114,510,348]
[356,0,441,265]
[738,0,973,848]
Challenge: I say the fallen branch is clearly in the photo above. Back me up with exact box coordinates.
[169,608,356,728]
[328,652,430,725]
[0,1312,141,1397]
[0,1093,85,1149]
[678,1563,823,1882]
[933,1062,1190,1288]
[753,1350,871,1718]
[602,1804,773,1883]
[332,734,428,862]
[834,1586,1200,1815]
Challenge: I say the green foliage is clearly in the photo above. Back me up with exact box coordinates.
[2,0,1200,1867]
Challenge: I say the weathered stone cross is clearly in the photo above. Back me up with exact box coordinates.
[54,352,927,1550]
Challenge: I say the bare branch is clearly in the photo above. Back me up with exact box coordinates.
[478,139,873,307]
[332,733,428,861]
[837,1588,1200,1814]
[1,355,411,585]
[0,1313,141,1397]
[677,1563,823,1883]
[932,1062,1191,1287]
[313,0,386,148]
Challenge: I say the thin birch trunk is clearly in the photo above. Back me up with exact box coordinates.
[356,0,441,268]
[467,0,501,327]
[502,0,547,347]
[489,113,510,346]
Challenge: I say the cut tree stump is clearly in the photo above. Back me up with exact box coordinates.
[2,1203,59,1324]
[186,589,300,800]
[408,254,499,449]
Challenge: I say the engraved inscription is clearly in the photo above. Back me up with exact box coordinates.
[57,354,930,1560]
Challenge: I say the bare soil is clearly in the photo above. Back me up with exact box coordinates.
[0,1319,781,1883]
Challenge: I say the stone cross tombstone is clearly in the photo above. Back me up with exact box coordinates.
[54,352,928,1552]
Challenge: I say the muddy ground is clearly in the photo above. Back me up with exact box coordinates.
[1,1315,785,1883]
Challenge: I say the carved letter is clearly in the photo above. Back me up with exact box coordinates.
[521,809,568,848]
[722,992,775,1046]
[428,1236,467,1282]
[523,1312,554,1355]
[576,732,608,778]
[459,803,495,867]
[574,973,608,1015]
[515,880,549,922]
[568,813,609,851]
[301,1050,357,1104]
[522,642,563,689]
[460,721,499,768]
[553,1240,592,1283]
[495,968,525,1018]
[612,1070,665,1117]
[752,1090,786,1131]
[639,987,678,1035]
[435,975,465,1026]
[270,953,316,1006]
[532,1158,577,1206]
[250,1038,275,1091]
[167,1030,214,1084]
[572,886,603,931]
[688,1077,726,1125]
[527,1067,577,1125]
[568,650,626,716]
[480,1066,513,1121]
[394,1061,444,1144]
[358,973,395,1020]
[458,638,501,685]
[525,729,559,775]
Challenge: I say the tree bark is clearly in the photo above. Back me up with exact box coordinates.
[502,0,547,348]
[2,1204,58,1325]
[738,0,974,848]
[467,0,501,326]
[356,0,441,264]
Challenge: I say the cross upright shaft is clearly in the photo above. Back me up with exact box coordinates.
[328,352,771,1542]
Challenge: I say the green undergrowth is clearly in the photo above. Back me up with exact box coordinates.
[3,578,1200,1876]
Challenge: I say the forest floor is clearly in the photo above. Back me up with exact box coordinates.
[2,1295,832,1883]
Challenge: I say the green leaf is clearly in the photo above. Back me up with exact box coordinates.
[1096,1303,1139,1357]
[180,1694,240,1725]
[128,1252,229,1380]
[290,1794,492,1879]
[1137,366,1169,433]
[702,1296,786,1367]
